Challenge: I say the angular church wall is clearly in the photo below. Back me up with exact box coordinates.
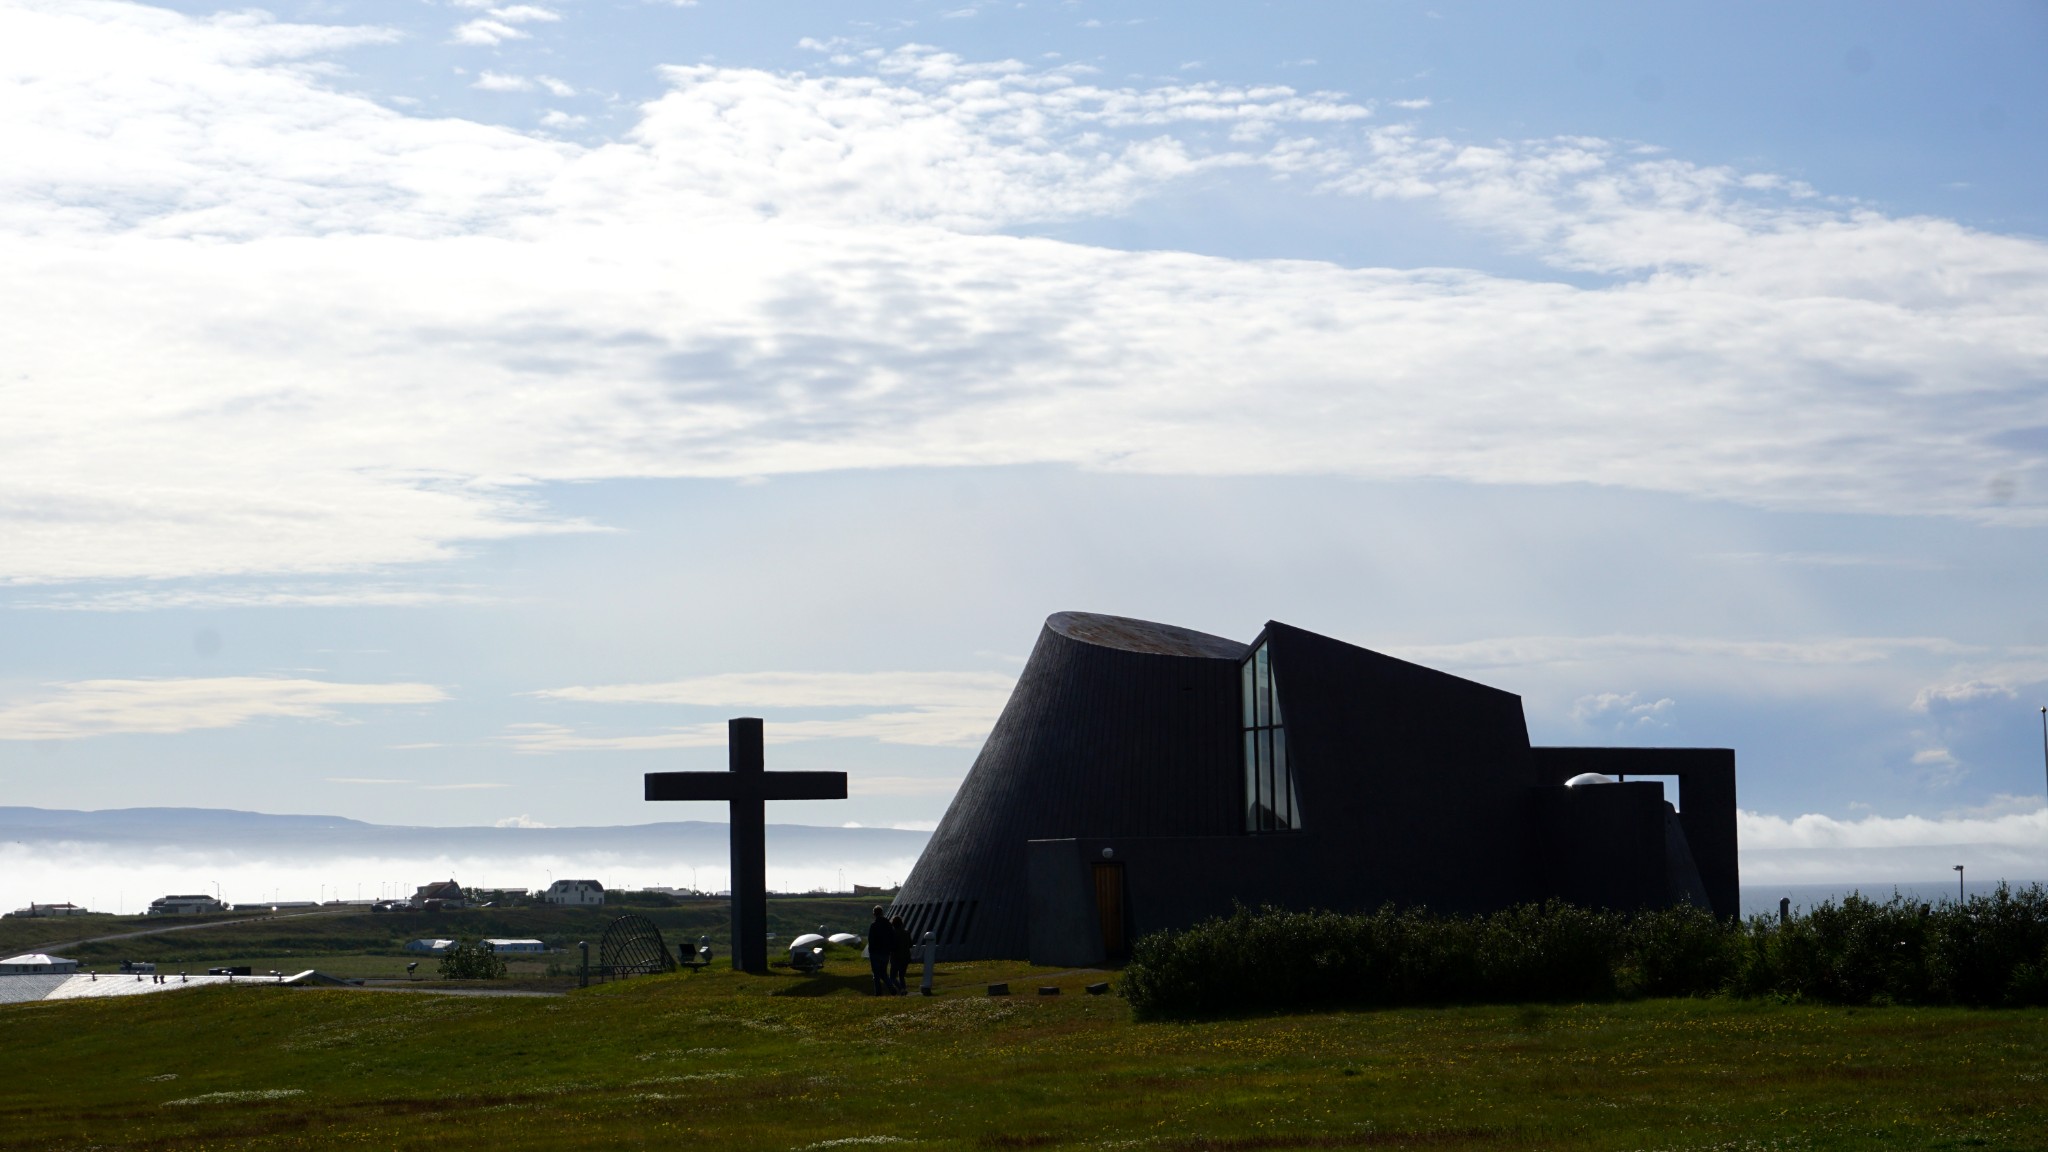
[1262,622,1539,915]
[896,613,1246,960]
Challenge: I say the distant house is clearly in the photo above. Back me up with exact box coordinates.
[147,894,225,916]
[541,880,604,906]
[0,952,80,974]
[851,884,897,897]
[484,939,545,953]
[403,938,457,954]
[3,902,89,918]
[412,880,466,908]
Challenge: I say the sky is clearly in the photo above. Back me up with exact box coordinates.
[2,0,2047,902]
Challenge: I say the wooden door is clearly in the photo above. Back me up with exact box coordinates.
[1092,862,1127,960]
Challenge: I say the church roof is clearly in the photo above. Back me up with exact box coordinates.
[1047,611,1247,660]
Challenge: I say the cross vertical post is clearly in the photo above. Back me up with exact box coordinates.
[728,718,767,976]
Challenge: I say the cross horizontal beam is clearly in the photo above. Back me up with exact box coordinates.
[644,771,848,803]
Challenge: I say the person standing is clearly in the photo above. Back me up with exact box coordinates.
[887,912,912,995]
[866,905,896,996]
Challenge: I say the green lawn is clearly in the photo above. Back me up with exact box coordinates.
[3,957,2044,1151]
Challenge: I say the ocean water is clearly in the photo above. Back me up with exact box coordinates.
[1739,878,2047,918]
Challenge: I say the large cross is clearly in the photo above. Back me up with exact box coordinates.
[644,717,847,973]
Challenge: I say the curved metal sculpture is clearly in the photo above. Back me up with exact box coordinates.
[596,914,674,981]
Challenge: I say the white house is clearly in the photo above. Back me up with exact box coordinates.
[541,880,605,906]
[0,952,80,974]
[147,894,225,916]
[484,939,546,953]
[403,938,457,954]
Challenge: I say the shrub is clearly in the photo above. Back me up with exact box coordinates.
[1621,903,1735,998]
[1119,886,2048,1018]
[1927,884,2048,1007]
[438,940,508,980]
[1122,902,1657,1019]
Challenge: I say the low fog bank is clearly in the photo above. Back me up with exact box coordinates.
[0,807,927,913]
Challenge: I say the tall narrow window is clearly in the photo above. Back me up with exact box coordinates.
[1242,639,1302,832]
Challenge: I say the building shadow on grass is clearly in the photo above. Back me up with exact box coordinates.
[769,971,884,997]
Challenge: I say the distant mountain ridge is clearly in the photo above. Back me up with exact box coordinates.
[0,806,930,858]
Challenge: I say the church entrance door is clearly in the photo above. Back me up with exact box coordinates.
[1092,862,1127,961]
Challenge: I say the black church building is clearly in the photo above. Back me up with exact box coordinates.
[891,611,1738,966]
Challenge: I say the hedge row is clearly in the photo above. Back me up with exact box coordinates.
[1117,885,2048,1018]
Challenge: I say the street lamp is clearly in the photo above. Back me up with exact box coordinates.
[1954,864,1965,903]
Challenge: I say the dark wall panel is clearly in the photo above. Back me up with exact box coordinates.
[1265,622,1537,914]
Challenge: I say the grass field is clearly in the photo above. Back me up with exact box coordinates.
[4,952,2046,1151]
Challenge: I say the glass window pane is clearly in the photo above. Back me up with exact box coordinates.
[1286,775,1303,830]
[1253,644,1270,728]
[1243,731,1258,831]
[1257,729,1274,832]
[1241,656,1255,728]
[1269,665,1284,728]
[1272,726,1288,827]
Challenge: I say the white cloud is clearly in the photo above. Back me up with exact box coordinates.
[9,583,495,610]
[1739,805,2048,885]
[537,75,575,97]
[489,6,560,23]
[1570,691,1674,729]
[494,814,549,827]
[513,671,1013,751]
[1913,678,2023,712]
[531,670,1014,708]
[1707,551,1948,571]
[851,775,964,797]
[472,70,533,92]
[1746,807,2048,851]
[1392,634,1974,672]
[451,5,558,46]
[505,712,997,753]
[2,4,2044,590]
[0,678,448,740]
[325,776,414,785]
[451,19,527,46]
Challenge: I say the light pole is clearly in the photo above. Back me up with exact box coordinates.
[2038,706,2046,801]
[1954,863,1965,903]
